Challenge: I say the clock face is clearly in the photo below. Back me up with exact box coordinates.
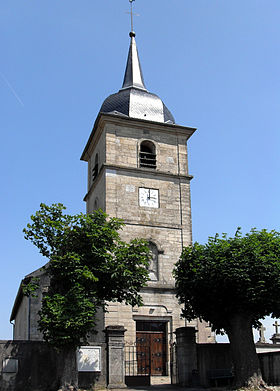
[139,188,159,208]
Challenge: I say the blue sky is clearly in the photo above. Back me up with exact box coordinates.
[1,0,280,342]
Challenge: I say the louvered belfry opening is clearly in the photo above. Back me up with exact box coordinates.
[139,141,156,169]
[92,154,99,181]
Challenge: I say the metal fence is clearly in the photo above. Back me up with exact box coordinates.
[124,344,151,386]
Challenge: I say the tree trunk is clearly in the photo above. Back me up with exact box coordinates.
[227,313,265,388]
[57,346,78,391]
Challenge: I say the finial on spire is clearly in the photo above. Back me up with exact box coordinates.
[121,6,146,92]
[128,0,137,34]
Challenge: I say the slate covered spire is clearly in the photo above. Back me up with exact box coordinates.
[121,31,147,91]
[99,31,175,124]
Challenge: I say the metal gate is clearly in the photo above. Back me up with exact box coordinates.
[124,344,151,386]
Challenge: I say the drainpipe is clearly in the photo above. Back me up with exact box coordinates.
[10,320,15,340]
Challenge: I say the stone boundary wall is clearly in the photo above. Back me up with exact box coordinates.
[175,327,280,388]
[196,343,232,387]
[197,345,280,387]
[259,351,280,386]
[0,340,106,391]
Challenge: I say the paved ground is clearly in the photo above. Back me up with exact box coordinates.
[122,388,202,391]
[113,376,214,391]
[150,377,172,385]
[113,383,280,391]
[113,386,221,391]
[113,387,203,391]
[113,387,280,391]
[110,376,280,391]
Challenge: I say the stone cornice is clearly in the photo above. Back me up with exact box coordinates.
[83,163,193,202]
[123,221,183,230]
[141,284,175,292]
[81,112,196,161]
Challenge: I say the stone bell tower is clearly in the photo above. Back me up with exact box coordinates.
[81,29,214,375]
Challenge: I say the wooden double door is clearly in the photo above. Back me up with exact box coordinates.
[136,325,167,376]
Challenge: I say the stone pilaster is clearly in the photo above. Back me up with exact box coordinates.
[105,325,127,389]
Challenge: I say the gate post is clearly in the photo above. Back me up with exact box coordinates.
[105,325,127,389]
[175,327,198,387]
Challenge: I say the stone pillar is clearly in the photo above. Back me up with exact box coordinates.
[270,334,280,344]
[105,326,127,389]
[175,327,198,387]
[270,321,280,344]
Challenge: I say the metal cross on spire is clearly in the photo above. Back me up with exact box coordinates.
[127,0,139,33]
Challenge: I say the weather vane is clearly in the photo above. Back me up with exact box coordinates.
[127,0,139,33]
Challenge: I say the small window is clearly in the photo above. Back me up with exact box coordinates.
[139,141,156,169]
[92,154,99,181]
[94,198,99,210]
[148,242,159,281]
[2,358,18,373]
[136,321,166,332]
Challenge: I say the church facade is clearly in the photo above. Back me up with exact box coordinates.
[80,31,215,370]
[10,30,214,377]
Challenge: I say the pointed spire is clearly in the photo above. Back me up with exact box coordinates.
[121,32,147,91]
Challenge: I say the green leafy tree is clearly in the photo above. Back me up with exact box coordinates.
[23,203,150,390]
[173,228,280,389]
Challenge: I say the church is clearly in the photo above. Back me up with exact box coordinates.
[10,24,214,379]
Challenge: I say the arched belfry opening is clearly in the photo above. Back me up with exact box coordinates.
[139,140,156,169]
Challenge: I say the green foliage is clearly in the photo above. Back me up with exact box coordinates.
[173,228,280,333]
[22,277,40,297]
[23,203,150,349]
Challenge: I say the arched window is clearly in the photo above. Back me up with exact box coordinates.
[139,141,156,169]
[92,154,99,181]
[148,242,159,281]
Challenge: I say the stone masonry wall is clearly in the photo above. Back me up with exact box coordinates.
[13,296,29,340]
[105,123,189,174]
[13,271,49,341]
[86,173,106,214]
[87,128,106,190]
[105,172,191,230]
[83,116,213,349]
[0,340,106,391]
